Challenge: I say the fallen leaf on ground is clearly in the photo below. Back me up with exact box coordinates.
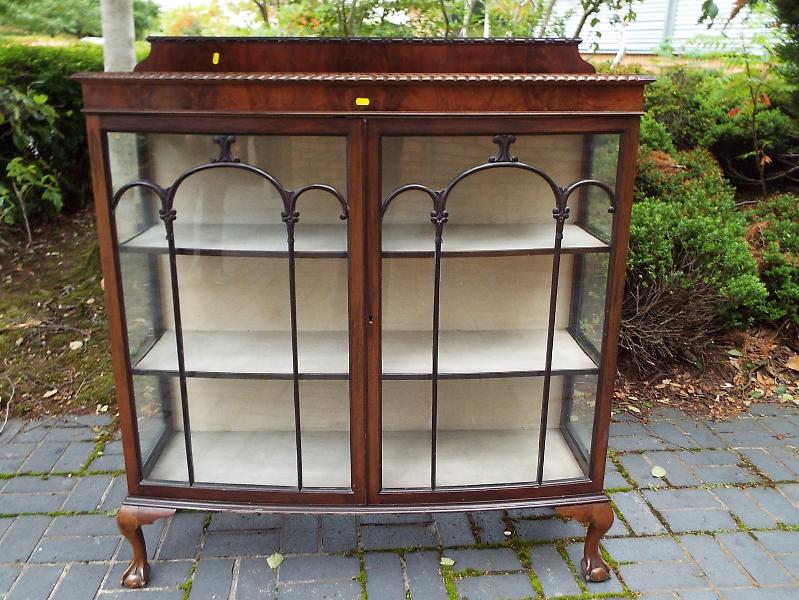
[440,557,455,566]
[69,340,83,351]
[651,466,667,478]
[43,389,58,398]
[787,355,799,372]
[266,553,284,569]
[627,405,641,414]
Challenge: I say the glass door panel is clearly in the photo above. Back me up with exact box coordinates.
[379,132,619,491]
[109,131,351,491]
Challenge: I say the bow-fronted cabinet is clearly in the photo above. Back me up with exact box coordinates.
[75,37,650,589]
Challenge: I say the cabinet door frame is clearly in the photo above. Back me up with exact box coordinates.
[87,114,368,506]
[364,115,640,506]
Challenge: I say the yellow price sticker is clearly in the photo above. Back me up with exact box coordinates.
[355,97,371,107]
[212,52,220,65]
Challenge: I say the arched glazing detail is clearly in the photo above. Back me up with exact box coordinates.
[380,133,616,490]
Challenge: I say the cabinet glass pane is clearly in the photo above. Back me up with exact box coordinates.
[108,132,350,490]
[380,133,618,489]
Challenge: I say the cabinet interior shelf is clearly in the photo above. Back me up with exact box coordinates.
[120,222,608,258]
[146,427,584,488]
[132,328,598,379]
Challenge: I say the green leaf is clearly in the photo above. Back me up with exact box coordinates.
[32,93,48,105]
[727,349,743,356]
[651,466,667,478]
[750,389,764,399]
[266,552,284,569]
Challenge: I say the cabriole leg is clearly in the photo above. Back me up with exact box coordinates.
[556,500,614,582]
[116,504,176,589]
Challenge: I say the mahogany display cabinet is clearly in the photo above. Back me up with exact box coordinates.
[76,37,650,589]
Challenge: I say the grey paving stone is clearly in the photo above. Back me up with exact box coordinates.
[646,452,704,486]
[618,561,709,592]
[0,455,26,473]
[565,542,624,594]
[607,513,630,537]
[604,537,687,562]
[102,440,123,454]
[405,551,447,600]
[506,507,555,519]
[277,579,361,600]
[202,530,279,557]
[48,514,119,536]
[208,512,282,531]
[470,510,508,544]
[101,591,184,599]
[611,491,667,535]
[721,587,799,600]
[610,421,650,437]
[456,573,534,600]
[320,515,357,552]
[280,514,318,553]
[360,512,431,525]
[1,475,76,494]
[754,530,799,554]
[0,420,23,442]
[99,476,127,511]
[679,592,721,600]
[44,425,97,443]
[775,553,799,577]
[280,555,359,582]
[235,557,277,600]
[434,512,475,547]
[649,422,702,449]
[5,565,63,600]
[11,423,51,443]
[660,508,738,533]
[680,534,751,588]
[759,415,799,437]
[104,560,193,591]
[62,474,112,511]
[159,511,207,559]
[189,559,234,600]
[30,533,118,562]
[117,518,165,561]
[678,450,740,466]
[766,447,799,477]
[361,523,436,550]
[0,567,20,595]
[19,441,68,473]
[716,429,783,448]
[89,452,125,471]
[50,563,107,600]
[514,517,585,541]
[780,483,799,504]
[697,465,760,486]
[0,516,51,563]
[0,517,10,538]
[644,489,724,511]
[605,459,632,489]
[738,448,798,481]
[679,422,724,448]
[610,433,670,452]
[529,544,581,598]
[747,487,799,525]
[619,453,668,488]
[364,553,405,600]
[713,488,778,529]
[0,490,67,514]
[716,532,793,585]
[449,548,522,573]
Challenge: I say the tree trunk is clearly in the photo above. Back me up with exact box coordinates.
[483,0,490,37]
[462,0,475,37]
[610,14,627,69]
[100,0,136,72]
[538,0,558,37]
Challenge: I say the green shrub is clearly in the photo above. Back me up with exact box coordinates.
[744,193,799,326]
[0,42,102,214]
[639,114,676,156]
[622,147,767,371]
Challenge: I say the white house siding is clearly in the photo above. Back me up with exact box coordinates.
[554,0,773,55]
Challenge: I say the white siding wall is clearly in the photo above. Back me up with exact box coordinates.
[554,0,772,55]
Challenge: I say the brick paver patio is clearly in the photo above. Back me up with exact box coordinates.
[1,403,798,599]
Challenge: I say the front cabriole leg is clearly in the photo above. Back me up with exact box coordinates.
[556,500,614,582]
[116,504,176,589]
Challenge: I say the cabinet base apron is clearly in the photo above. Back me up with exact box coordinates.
[115,496,613,588]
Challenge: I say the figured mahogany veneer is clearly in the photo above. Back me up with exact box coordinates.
[77,37,647,588]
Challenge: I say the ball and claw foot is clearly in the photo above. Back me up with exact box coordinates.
[116,504,175,589]
[556,500,614,583]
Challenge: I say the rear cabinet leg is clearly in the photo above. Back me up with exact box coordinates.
[556,500,614,582]
[116,504,176,589]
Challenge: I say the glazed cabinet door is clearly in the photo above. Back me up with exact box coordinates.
[366,119,630,502]
[100,118,365,502]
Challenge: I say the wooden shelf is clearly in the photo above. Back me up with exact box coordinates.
[132,328,597,379]
[119,222,607,258]
[145,427,583,488]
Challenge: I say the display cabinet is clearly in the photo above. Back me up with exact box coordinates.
[76,37,650,589]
